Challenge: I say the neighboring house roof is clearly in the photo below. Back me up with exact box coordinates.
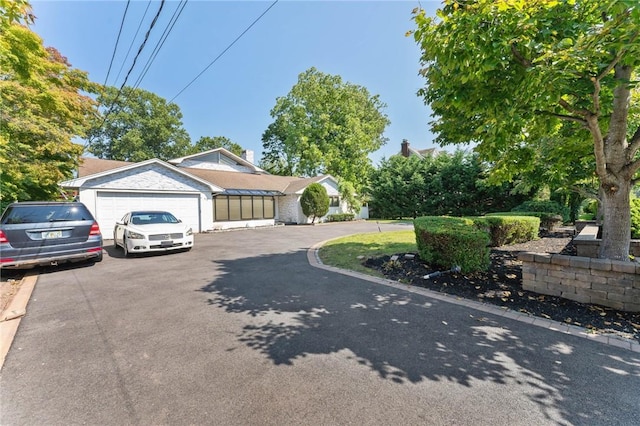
[399,139,437,159]
[407,147,437,158]
[64,157,336,196]
[61,158,224,192]
[169,148,266,173]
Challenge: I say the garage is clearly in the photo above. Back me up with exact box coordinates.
[60,159,222,240]
[95,191,202,239]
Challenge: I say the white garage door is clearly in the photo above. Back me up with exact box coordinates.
[96,192,201,239]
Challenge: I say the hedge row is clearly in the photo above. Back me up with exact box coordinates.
[487,211,561,230]
[413,215,539,273]
[473,215,539,247]
[327,213,355,222]
[413,216,490,274]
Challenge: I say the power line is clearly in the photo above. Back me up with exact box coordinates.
[133,0,188,89]
[113,0,152,86]
[89,0,166,142]
[103,0,131,87]
[170,0,279,102]
[117,0,166,91]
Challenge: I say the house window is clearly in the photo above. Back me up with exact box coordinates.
[329,196,340,207]
[264,197,274,218]
[228,196,241,220]
[241,196,253,220]
[214,195,276,221]
[252,197,264,219]
[215,197,229,221]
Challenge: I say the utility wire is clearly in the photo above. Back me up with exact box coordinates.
[103,0,131,87]
[133,0,188,89]
[113,0,152,86]
[170,0,279,102]
[117,0,165,91]
[89,0,166,141]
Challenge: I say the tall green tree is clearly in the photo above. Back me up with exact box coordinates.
[0,8,96,207]
[86,86,191,161]
[412,0,640,260]
[191,136,243,157]
[260,67,390,192]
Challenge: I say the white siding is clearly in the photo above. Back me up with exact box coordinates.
[75,163,215,239]
[90,192,202,239]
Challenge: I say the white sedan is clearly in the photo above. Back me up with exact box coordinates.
[113,211,194,257]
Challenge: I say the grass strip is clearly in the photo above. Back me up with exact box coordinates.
[318,230,416,276]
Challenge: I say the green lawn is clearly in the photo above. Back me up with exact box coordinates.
[318,230,417,276]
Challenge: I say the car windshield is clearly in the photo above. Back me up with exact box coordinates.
[130,212,179,225]
[1,204,93,224]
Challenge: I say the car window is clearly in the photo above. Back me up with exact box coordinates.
[1,204,93,224]
[130,212,178,225]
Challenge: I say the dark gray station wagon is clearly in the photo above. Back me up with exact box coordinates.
[0,202,103,269]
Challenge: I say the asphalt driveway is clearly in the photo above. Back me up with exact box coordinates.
[1,222,639,425]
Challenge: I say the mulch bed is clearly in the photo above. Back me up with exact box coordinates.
[364,229,640,343]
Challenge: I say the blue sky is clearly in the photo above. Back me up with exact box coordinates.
[31,0,440,165]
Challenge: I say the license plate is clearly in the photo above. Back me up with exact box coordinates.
[160,241,173,247]
[42,230,62,239]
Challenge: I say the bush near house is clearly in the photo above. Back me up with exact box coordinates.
[414,216,490,273]
[301,183,330,223]
[327,213,355,222]
[473,215,539,247]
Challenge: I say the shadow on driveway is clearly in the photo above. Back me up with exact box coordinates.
[199,249,640,424]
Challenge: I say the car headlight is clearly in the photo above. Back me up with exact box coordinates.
[186,228,193,236]
[127,230,145,239]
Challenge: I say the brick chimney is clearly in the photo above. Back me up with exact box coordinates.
[241,149,254,164]
[401,139,410,157]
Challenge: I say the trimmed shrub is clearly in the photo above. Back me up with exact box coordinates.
[301,183,330,223]
[413,216,490,273]
[472,215,539,247]
[327,213,355,222]
[488,211,561,230]
[512,200,570,223]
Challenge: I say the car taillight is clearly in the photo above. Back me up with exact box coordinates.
[0,230,8,243]
[90,222,102,236]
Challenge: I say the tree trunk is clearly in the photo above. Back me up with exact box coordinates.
[598,179,631,260]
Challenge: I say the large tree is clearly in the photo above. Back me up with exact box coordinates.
[86,86,191,161]
[412,0,640,260]
[191,136,242,157]
[260,67,390,192]
[0,4,96,207]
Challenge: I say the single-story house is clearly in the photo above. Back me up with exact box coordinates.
[60,148,367,239]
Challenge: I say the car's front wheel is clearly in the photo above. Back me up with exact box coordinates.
[123,237,130,257]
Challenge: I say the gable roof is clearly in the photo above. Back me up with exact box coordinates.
[169,148,266,173]
[400,147,438,158]
[183,167,333,195]
[61,158,224,192]
[64,157,336,195]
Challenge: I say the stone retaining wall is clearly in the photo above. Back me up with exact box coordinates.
[518,252,640,312]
